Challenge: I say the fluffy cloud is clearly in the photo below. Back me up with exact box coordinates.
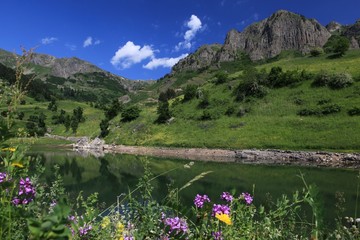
[83,37,93,47]
[41,37,58,45]
[143,54,188,70]
[111,41,154,69]
[175,15,203,51]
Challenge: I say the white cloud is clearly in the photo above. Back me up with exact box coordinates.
[253,13,259,21]
[175,15,203,51]
[94,39,101,45]
[65,43,77,51]
[41,37,58,45]
[111,41,154,69]
[83,36,93,48]
[143,54,188,70]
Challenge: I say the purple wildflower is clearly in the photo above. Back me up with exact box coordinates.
[194,194,211,208]
[12,198,21,205]
[221,192,233,202]
[212,231,223,240]
[241,192,253,205]
[12,177,36,205]
[164,217,188,235]
[124,236,134,240]
[68,215,76,222]
[0,172,6,183]
[212,204,230,216]
[79,224,92,236]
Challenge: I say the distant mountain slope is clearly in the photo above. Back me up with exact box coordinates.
[0,48,151,103]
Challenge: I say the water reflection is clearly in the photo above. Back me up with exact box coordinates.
[30,147,360,226]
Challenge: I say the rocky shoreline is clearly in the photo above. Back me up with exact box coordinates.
[45,134,360,168]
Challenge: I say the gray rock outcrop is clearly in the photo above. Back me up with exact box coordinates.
[218,10,331,61]
[172,44,222,73]
[172,10,333,73]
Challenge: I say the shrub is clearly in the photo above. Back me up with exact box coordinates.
[310,47,323,57]
[183,84,197,102]
[121,106,141,122]
[225,106,235,116]
[235,80,267,101]
[156,101,171,124]
[199,109,220,120]
[236,107,247,117]
[328,73,353,89]
[323,35,350,57]
[348,107,360,116]
[321,104,341,115]
[297,104,341,116]
[214,71,229,85]
[313,72,353,89]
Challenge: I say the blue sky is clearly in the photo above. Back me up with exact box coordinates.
[1,0,359,80]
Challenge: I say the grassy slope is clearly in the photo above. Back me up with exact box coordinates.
[1,98,104,145]
[105,50,360,151]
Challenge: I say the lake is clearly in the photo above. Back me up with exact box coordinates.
[31,146,360,226]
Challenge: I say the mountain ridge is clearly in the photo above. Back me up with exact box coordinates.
[172,10,360,74]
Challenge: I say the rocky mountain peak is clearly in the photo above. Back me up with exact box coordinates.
[219,10,331,61]
[172,10,333,73]
[326,21,343,33]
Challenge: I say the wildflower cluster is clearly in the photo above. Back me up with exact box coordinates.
[212,204,231,216]
[0,172,7,183]
[241,192,253,205]
[68,215,93,238]
[164,216,188,235]
[194,194,210,208]
[12,177,36,205]
[221,192,233,202]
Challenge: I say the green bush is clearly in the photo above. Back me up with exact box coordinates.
[297,104,341,116]
[324,35,350,56]
[312,72,353,89]
[183,84,198,102]
[121,105,141,122]
[348,107,360,116]
[310,47,324,57]
[328,73,353,89]
[214,71,229,85]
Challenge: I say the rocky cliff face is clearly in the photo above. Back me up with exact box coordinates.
[218,10,331,62]
[31,53,102,78]
[172,10,334,73]
[172,44,222,73]
[343,20,360,48]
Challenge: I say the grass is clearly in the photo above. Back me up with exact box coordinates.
[105,50,360,151]
[0,99,104,139]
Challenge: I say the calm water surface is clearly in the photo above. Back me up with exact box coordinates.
[31,146,360,225]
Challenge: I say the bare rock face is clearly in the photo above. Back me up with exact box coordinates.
[31,53,102,78]
[326,21,343,33]
[172,10,333,73]
[172,44,222,73]
[218,10,331,61]
[343,20,360,49]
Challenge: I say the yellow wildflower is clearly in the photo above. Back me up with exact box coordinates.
[101,216,110,228]
[11,162,24,168]
[2,147,16,152]
[215,213,232,225]
[116,221,125,234]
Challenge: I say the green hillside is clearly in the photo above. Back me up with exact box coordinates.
[104,50,360,151]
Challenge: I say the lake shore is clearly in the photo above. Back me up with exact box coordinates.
[102,144,360,168]
[44,134,360,168]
